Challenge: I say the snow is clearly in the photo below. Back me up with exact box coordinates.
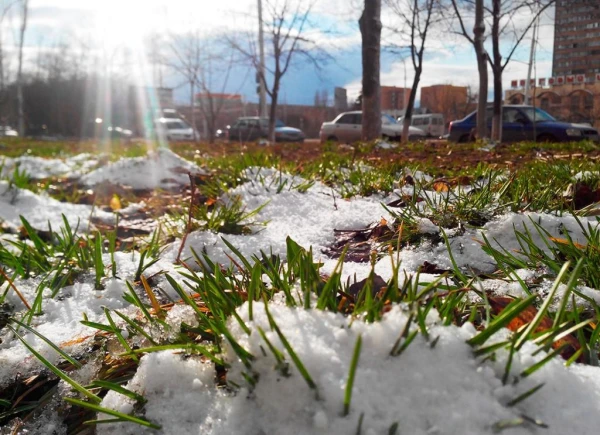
[80,148,205,190]
[0,153,99,179]
[2,151,600,434]
[99,303,600,435]
[0,180,113,231]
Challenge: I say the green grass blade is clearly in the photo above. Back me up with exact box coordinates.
[467,295,536,347]
[515,262,571,350]
[343,334,362,416]
[8,325,100,403]
[10,318,82,368]
[506,383,545,407]
[64,397,160,429]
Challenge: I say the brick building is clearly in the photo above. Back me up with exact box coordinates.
[381,86,410,116]
[505,81,600,128]
[420,84,473,123]
[505,0,600,129]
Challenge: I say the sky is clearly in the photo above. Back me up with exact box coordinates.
[1,0,556,106]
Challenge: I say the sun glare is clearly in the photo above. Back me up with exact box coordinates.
[88,2,168,151]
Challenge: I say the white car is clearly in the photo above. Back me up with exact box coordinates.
[156,117,198,141]
[0,126,18,137]
[319,111,426,143]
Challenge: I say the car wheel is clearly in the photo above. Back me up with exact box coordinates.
[327,136,338,142]
[537,133,556,143]
[458,134,470,143]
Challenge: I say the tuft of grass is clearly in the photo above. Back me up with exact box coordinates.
[343,334,362,416]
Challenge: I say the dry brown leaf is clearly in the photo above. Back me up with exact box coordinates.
[549,236,586,250]
[488,296,583,362]
[432,181,449,192]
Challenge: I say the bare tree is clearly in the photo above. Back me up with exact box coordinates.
[16,0,28,136]
[359,0,382,141]
[167,31,202,142]
[450,0,488,140]
[166,32,236,143]
[230,0,324,142]
[385,0,440,143]
[487,0,555,142]
[450,0,555,142]
[196,46,236,144]
[0,0,17,92]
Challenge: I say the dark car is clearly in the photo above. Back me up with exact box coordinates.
[448,105,600,143]
[227,117,305,143]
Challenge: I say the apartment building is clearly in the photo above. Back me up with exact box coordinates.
[552,0,600,79]
[506,0,600,128]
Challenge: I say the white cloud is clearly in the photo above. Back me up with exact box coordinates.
[4,0,558,106]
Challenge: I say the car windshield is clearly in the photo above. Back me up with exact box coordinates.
[259,119,285,128]
[382,114,397,124]
[166,121,189,130]
[519,107,556,122]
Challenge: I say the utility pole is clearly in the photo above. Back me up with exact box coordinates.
[524,16,538,106]
[257,0,267,118]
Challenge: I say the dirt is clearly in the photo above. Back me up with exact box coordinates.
[171,139,600,174]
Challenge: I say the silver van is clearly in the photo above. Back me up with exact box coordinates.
[398,114,445,138]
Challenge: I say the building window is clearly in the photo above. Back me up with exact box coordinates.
[540,98,549,111]
[571,94,580,112]
[552,94,562,105]
[585,94,594,110]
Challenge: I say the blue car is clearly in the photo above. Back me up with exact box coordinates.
[448,105,600,143]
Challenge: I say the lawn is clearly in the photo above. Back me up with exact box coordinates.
[1,137,600,434]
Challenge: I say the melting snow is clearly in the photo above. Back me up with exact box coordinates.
[81,148,205,190]
[2,152,600,434]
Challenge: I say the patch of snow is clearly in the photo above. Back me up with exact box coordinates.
[166,169,395,272]
[0,181,113,231]
[0,153,99,179]
[81,148,205,190]
[375,140,397,149]
[98,302,600,435]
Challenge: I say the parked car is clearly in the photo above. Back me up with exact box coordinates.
[448,105,600,143]
[0,126,18,137]
[155,117,198,141]
[107,126,133,140]
[398,113,445,138]
[227,117,305,142]
[319,111,426,143]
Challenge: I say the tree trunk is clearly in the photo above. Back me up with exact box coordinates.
[206,93,216,144]
[268,87,278,143]
[359,0,382,141]
[491,65,503,142]
[17,0,29,137]
[490,0,502,143]
[190,80,198,143]
[402,66,422,143]
[473,0,488,140]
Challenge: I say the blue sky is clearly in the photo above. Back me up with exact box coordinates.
[3,0,556,106]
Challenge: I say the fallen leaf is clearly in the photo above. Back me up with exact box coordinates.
[488,296,583,362]
[110,194,121,211]
[432,180,449,192]
[549,237,586,251]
